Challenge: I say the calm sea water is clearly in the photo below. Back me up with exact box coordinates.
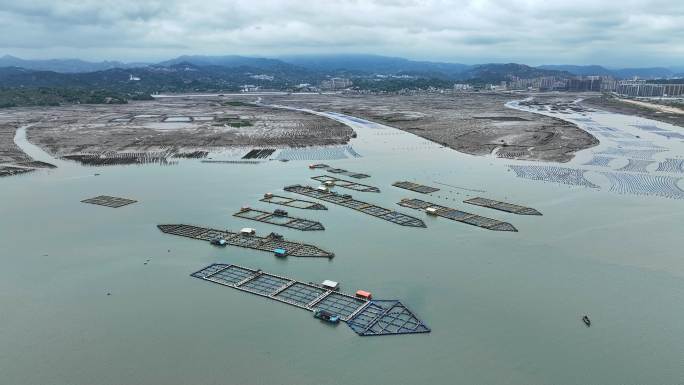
[1,103,684,385]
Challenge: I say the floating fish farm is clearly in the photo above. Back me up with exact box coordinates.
[234,208,324,231]
[171,151,209,159]
[242,149,275,159]
[463,197,541,215]
[260,193,327,210]
[509,165,599,188]
[81,195,137,208]
[284,185,426,228]
[309,164,370,179]
[398,198,517,232]
[201,160,261,165]
[157,224,334,257]
[598,172,684,199]
[0,166,34,177]
[616,159,655,173]
[191,263,430,337]
[275,145,361,161]
[63,152,175,166]
[392,181,440,194]
[311,175,380,193]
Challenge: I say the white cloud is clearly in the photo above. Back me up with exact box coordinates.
[0,0,682,66]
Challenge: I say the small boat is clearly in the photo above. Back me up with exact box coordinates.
[425,207,439,216]
[210,237,227,247]
[582,315,591,327]
[313,309,339,324]
[240,227,256,235]
[273,209,288,216]
[321,280,339,291]
[267,232,283,240]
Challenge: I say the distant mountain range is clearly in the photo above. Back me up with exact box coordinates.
[281,54,470,78]
[1,54,681,81]
[0,54,144,73]
[538,64,683,79]
[1,54,682,99]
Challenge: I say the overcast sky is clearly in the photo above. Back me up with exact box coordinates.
[0,0,682,67]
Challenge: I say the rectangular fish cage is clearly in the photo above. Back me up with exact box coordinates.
[311,175,380,193]
[260,193,327,210]
[392,181,440,194]
[309,164,370,179]
[398,198,517,232]
[157,224,334,257]
[81,195,137,208]
[233,208,324,231]
[284,185,425,228]
[242,149,276,159]
[191,263,430,337]
[463,197,541,215]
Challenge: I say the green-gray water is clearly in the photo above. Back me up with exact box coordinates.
[1,103,684,384]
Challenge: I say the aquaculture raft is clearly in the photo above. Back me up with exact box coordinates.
[0,166,34,177]
[260,194,327,210]
[81,195,137,208]
[311,175,380,193]
[309,163,370,179]
[242,149,275,159]
[463,197,541,215]
[398,198,517,232]
[284,185,426,228]
[392,181,440,194]
[233,208,324,231]
[157,224,333,257]
[191,263,430,337]
[201,160,261,165]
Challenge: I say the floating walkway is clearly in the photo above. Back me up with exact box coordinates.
[81,195,137,208]
[284,185,426,228]
[191,263,430,337]
[260,193,327,210]
[392,181,440,194]
[463,197,541,215]
[233,208,324,231]
[311,175,380,193]
[398,198,517,232]
[157,224,334,257]
[309,164,370,179]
